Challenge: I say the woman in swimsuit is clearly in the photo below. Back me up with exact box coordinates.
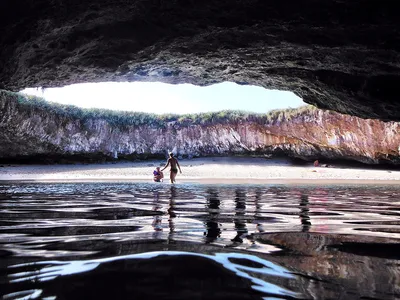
[161,152,182,183]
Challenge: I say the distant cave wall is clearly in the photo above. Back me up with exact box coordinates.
[1,91,400,164]
[1,1,400,121]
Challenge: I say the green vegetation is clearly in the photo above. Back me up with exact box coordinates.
[1,90,318,128]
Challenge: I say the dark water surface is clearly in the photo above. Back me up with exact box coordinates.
[1,182,400,299]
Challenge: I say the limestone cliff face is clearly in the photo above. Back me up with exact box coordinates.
[1,91,399,164]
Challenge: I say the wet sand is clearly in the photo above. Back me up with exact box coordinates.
[1,157,400,184]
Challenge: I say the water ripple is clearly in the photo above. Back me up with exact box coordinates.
[1,182,400,299]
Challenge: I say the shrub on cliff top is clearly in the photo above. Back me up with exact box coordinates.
[1,90,316,128]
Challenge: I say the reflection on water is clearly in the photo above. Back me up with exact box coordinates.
[299,193,311,232]
[1,182,400,299]
[232,189,248,243]
[205,188,221,243]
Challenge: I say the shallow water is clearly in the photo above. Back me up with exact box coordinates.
[1,182,400,299]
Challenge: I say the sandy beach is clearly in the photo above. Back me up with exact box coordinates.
[0,157,400,184]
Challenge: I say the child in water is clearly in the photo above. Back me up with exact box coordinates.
[153,167,164,182]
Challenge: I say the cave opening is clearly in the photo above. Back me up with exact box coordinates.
[20,81,305,115]
[0,78,397,166]
[0,0,397,165]
[1,0,399,121]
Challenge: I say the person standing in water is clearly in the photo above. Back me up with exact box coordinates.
[161,152,182,183]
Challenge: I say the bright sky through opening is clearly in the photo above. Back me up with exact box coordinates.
[21,82,305,114]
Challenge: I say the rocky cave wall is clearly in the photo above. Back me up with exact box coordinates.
[1,91,399,164]
[0,1,400,121]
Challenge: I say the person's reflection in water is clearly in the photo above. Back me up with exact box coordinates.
[204,188,221,243]
[299,193,311,232]
[151,191,163,235]
[254,188,265,233]
[232,188,248,243]
[168,186,177,243]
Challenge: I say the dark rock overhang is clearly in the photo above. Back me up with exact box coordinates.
[1,1,399,120]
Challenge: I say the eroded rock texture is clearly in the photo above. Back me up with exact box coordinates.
[0,1,399,120]
[1,91,399,164]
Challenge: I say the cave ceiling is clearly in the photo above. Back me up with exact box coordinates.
[0,0,399,120]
